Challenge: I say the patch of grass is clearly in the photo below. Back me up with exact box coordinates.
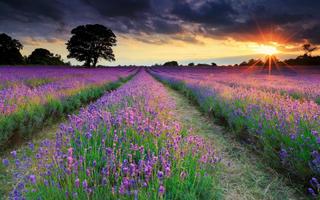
[315,97,320,105]
[24,78,54,88]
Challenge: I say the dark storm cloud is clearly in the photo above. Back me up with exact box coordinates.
[80,0,151,18]
[0,0,320,45]
[0,0,63,22]
[151,19,182,34]
[172,0,237,26]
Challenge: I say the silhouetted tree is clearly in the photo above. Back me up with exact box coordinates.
[27,48,65,65]
[239,61,248,66]
[66,24,117,67]
[284,55,320,66]
[211,62,217,66]
[196,63,210,67]
[0,33,24,65]
[303,43,317,56]
[188,63,195,66]
[163,61,179,66]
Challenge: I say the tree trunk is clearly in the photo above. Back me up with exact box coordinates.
[84,58,91,67]
[92,57,98,67]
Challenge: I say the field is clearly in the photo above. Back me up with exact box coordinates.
[1,66,320,199]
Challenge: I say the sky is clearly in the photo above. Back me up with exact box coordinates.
[1,0,320,66]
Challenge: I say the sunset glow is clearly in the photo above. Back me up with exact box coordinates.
[255,44,279,56]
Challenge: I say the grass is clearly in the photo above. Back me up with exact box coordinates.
[24,78,54,88]
[0,116,64,198]
[165,86,307,200]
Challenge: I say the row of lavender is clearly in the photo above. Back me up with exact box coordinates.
[2,71,219,199]
[0,67,136,148]
[154,67,320,104]
[0,67,136,115]
[150,68,320,196]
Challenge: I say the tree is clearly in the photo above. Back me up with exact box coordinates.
[163,61,179,66]
[27,48,65,65]
[211,62,217,66]
[66,24,117,67]
[0,33,24,65]
[188,63,195,66]
[196,63,210,67]
[303,43,317,56]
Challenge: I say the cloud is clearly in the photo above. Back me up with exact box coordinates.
[0,0,64,23]
[0,0,320,46]
[80,0,151,18]
[172,0,237,27]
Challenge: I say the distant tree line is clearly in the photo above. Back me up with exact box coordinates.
[156,43,320,68]
[161,61,217,67]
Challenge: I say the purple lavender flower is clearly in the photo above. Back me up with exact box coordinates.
[29,175,36,184]
[85,132,92,139]
[2,158,9,167]
[15,159,20,167]
[29,143,35,151]
[165,166,171,177]
[308,188,317,197]
[86,168,90,177]
[102,177,107,186]
[310,177,320,190]
[157,171,164,179]
[159,185,165,195]
[279,149,288,161]
[75,178,80,188]
[11,151,17,158]
[82,180,88,189]
[143,182,148,187]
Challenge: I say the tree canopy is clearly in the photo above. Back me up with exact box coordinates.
[27,48,65,65]
[0,33,24,65]
[303,43,317,56]
[163,61,179,66]
[66,24,117,67]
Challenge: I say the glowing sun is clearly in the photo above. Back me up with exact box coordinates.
[255,44,279,55]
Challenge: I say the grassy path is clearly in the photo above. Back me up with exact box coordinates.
[165,86,306,200]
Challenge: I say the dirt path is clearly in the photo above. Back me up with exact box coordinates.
[165,86,306,200]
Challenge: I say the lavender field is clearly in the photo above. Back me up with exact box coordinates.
[2,0,320,198]
[0,66,319,199]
